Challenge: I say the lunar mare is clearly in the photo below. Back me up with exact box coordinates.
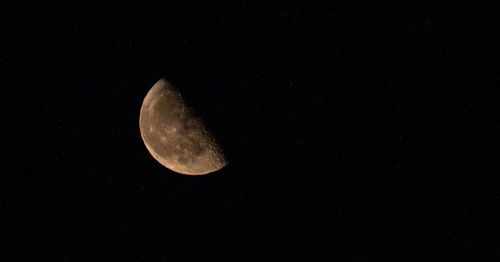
[139,79,227,175]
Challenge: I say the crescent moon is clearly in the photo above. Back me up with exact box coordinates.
[139,79,227,175]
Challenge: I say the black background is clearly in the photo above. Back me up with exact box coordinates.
[2,2,499,260]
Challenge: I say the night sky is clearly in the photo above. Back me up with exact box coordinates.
[3,2,499,260]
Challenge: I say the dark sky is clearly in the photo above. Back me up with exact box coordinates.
[3,2,499,260]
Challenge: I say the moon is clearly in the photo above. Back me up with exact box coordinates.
[139,79,227,175]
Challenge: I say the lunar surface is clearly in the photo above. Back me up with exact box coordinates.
[139,79,227,175]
